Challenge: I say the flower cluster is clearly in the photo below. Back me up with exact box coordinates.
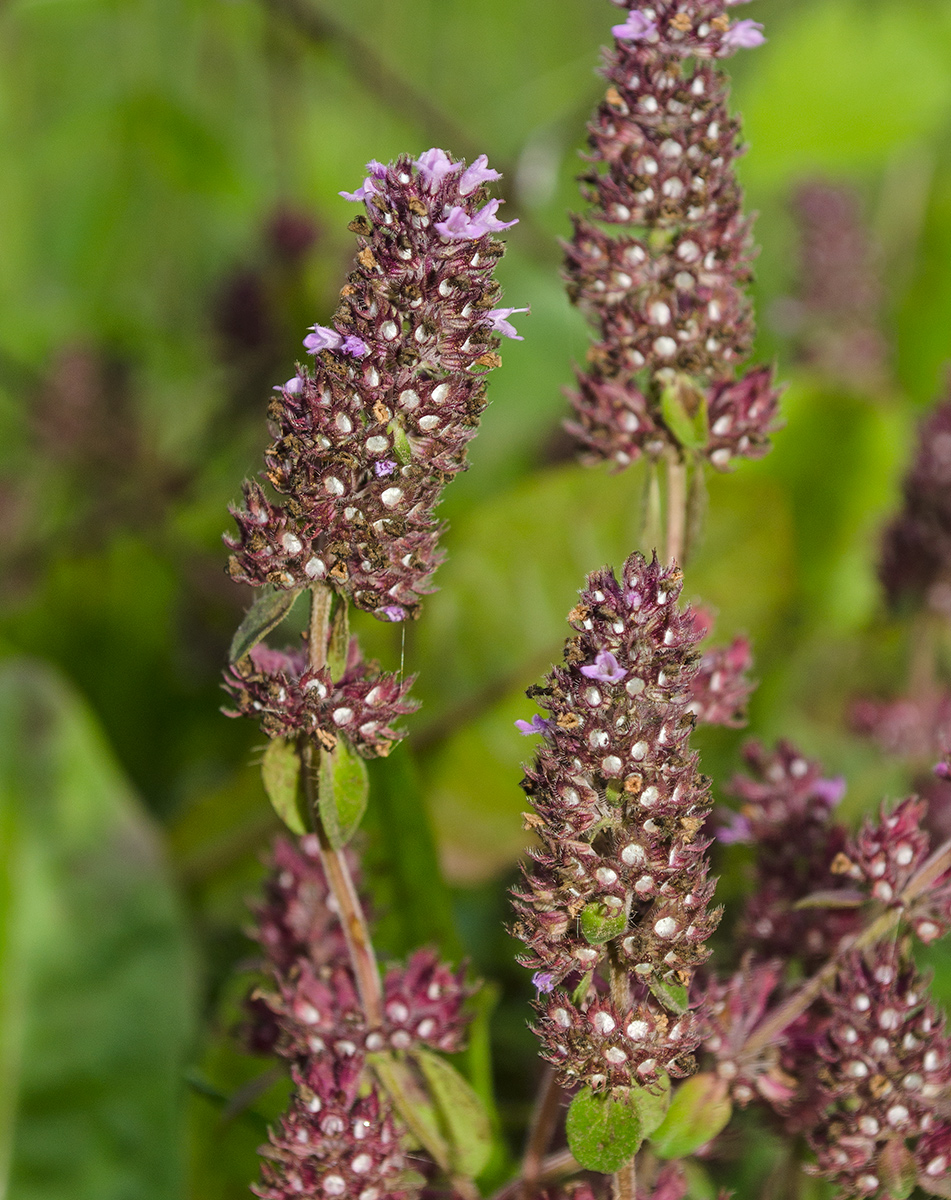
[513,553,720,1089]
[778,180,887,391]
[851,692,951,761]
[224,639,416,754]
[835,796,951,944]
[698,958,796,1108]
[808,945,951,1199]
[880,392,951,617]
[722,740,861,968]
[247,837,472,1200]
[685,607,752,726]
[564,0,780,471]
[226,149,521,621]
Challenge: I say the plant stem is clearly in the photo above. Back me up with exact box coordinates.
[612,1158,637,1200]
[492,1150,579,1200]
[740,835,951,1060]
[665,455,687,565]
[303,585,383,1027]
[521,1067,564,1197]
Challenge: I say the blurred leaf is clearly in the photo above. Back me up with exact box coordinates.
[364,747,461,960]
[632,1073,671,1138]
[261,736,309,836]
[414,1047,493,1178]
[659,373,709,451]
[327,597,350,681]
[318,737,369,849]
[0,658,193,1200]
[565,1085,643,1173]
[229,588,303,664]
[651,1073,732,1160]
[370,1052,450,1171]
[879,1137,916,1199]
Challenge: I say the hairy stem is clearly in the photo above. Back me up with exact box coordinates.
[521,1068,564,1197]
[740,835,951,1060]
[303,585,383,1026]
[612,1158,637,1200]
[665,456,687,565]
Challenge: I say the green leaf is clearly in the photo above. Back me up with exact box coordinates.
[327,596,350,681]
[879,1138,916,1199]
[414,1047,493,1178]
[630,1072,671,1137]
[651,1073,732,1159]
[261,737,309,835]
[659,372,709,452]
[565,1086,644,1173]
[391,420,413,465]
[580,900,627,945]
[318,738,369,848]
[0,659,193,1200]
[370,1052,450,1171]
[648,977,689,1016]
[229,587,303,663]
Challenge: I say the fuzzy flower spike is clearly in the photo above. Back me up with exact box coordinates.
[226,149,522,622]
[565,1,780,471]
[513,552,721,1091]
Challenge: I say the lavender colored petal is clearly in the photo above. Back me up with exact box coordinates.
[516,714,549,736]
[415,148,463,192]
[611,12,657,40]
[722,19,766,49]
[717,810,753,845]
[380,605,407,622]
[343,335,369,357]
[459,154,502,197]
[532,972,556,995]
[303,325,343,353]
[579,649,628,683]
[374,460,397,478]
[487,306,530,341]
[811,776,846,807]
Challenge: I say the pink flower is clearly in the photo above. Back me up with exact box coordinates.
[722,19,766,50]
[459,154,502,196]
[516,714,550,736]
[579,649,628,683]
[415,147,463,192]
[303,324,343,353]
[487,306,529,340]
[611,11,657,41]
[435,199,518,240]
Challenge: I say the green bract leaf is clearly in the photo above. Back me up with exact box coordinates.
[565,1086,644,1173]
[369,1053,449,1171]
[580,901,627,945]
[414,1048,492,1178]
[229,587,302,663]
[648,977,689,1015]
[327,597,350,681]
[659,371,709,451]
[879,1138,916,1199]
[630,1072,671,1137]
[261,737,309,835]
[391,420,413,466]
[651,1073,732,1159]
[318,739,369,849]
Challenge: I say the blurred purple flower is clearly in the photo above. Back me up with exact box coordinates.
[516,714,550,736]
[611,12,657,40]
[723,19,766,49]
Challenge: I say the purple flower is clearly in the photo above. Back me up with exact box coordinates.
[579,649,628,683]
[374,460,397,478]
[415,147,463,192]
[532,971,555,995]
[811,776,846,807]
[276,376,303,394]
[459,154,501,196]
[380,605,407,622]
[717,809,753,845]
[303,324,343,354]
[342,335,369,357]
[338,177,377,202]
[722,19,766,49]
[434,199,518,241]
[487,306,529,341]
[516,714,549,736]
[611,11,657,41]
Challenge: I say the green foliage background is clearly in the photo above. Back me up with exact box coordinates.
[1,0,951,1195]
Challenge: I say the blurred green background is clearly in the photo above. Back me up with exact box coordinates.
[2,0,951,1196]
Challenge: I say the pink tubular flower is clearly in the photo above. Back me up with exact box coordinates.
[564,0,781,471]
[225,150,522,621]
[579,648,628,683]
[721,18,766,50]
[486,306,530,340]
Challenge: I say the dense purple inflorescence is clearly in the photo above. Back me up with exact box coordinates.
[564,0,780,471]
[226,150,521,621]
[513,552,721,1090]
[807,945,951,1199]
[880,393,951,617]
[248,837,472,1200]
